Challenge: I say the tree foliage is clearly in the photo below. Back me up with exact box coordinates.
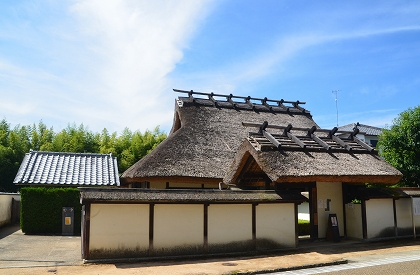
[378,106,420,187]
[0,119,166,192]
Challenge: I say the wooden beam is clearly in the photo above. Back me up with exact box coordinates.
[263,130,281,149]
[242,122,356,135]
[262,97,273,111]
[227,94,237,108]
[258,121,269,134]
[332,135,352,151]
[207,93,219,107]
[245,96,255,110]
[281,124,293,137]
[287,132,306,148]
[327,127,338,139]
[279,123,306,148]
[353,136,375,152]
[173,89,306,107]
[311,133,331,151]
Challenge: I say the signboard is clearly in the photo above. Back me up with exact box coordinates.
[326,213,340,242]
[62,207,74,236]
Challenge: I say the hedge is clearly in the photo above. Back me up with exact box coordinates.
[20,187,81,235]
[298,219,310,236]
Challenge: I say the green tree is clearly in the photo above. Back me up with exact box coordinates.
[378,106,420,187]
[0,118,167,192]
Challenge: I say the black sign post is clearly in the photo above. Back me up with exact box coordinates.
[62,207,74,236]
[326,213,340,242]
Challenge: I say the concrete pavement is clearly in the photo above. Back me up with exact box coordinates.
[0,224,82,269]
[1,224,420,274]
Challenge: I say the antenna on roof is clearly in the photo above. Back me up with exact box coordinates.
[332,90,340,127]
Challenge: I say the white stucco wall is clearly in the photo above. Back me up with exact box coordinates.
[396,198,412,235]
[89,204,149,251]
[316,182,344,238]
[153,204,203,249]
[366,199,394,239]
[0,193,20,227]
[298,202,309,221]
[345,203,363,239]
[86,201,298,259]
[256,204,296,247]
[395,198,420,236]
[208,204,252,244]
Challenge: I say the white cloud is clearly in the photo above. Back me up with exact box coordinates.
[64,0,215,132]
[0,0,214,133]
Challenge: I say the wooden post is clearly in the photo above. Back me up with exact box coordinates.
[149,203,154,256]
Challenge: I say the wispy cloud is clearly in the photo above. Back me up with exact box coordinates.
[0,0,214,132]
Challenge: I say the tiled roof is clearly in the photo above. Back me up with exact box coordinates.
[14,151,120,186]
[338,123,383,136]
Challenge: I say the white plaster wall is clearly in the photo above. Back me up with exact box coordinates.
[345,203,363,239]
[396,198,412,233]
[298,202,309,221]
[366,199,394,239]
[0,193,20,227]
[208,204,252,244]
[90,204,149,250]
[154,204,203,249]
[316,182,344,238]
[256,204,296,247]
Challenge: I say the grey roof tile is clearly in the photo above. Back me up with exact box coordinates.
[338,123,383,136]
[14,151,120,186]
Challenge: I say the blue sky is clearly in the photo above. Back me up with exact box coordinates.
[1,0,419,134]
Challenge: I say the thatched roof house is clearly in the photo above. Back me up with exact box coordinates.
[121,90,318,187]
[121,90,401,188]
[224,122,402,187]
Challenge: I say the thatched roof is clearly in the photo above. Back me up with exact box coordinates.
[121,90,316,184]
[79,187,307,203]
[224,123,402,185]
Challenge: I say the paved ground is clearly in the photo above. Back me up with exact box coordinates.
[1,224,420,275]
[0,224,81,269]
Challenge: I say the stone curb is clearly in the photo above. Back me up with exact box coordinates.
[222,260,349,275]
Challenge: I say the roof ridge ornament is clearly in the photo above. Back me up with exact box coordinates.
[173,89,307,113]
[242,122,375,153]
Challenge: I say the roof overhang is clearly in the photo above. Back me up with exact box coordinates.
[79,188,307,204]
[120,176,222,186]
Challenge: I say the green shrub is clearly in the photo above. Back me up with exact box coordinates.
[20,187,81,235]
[298,219,310,236]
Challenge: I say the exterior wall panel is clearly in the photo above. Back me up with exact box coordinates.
[366,199,394,239]
[208,204,252,252]
[316,182,344,238]
[153,204,204,255]
[256,204,295,248]
[89,204,149,258]
[0,193,20,227]
[345,203,363,239]
[84,201,298,260]
[396,198,413,236]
